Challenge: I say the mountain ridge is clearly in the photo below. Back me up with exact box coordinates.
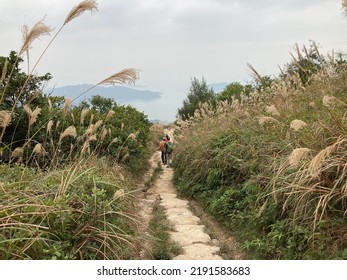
[46,84,162,104]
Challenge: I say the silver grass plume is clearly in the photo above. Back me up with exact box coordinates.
[20,19,52,56]
[99,68,140,86]
[64,0,98,25]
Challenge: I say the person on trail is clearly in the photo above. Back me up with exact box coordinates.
[164,139,174,168]
[159,136,167,164]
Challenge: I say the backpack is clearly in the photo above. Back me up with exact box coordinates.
[165,141,173,153]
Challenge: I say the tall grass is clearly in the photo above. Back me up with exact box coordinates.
[174,44,347,259]
[0,1,151,259]
[0,159,141,259]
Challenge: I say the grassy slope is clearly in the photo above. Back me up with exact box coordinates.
[173,67,347,259]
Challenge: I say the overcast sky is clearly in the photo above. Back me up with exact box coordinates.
[1,0,347,121]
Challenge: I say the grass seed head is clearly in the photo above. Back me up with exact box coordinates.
[33,143,46,155]
[80,108,89,125]
[100,68,140,86]
[258,115,279,126]
[290,119,307,131]
[0,111,12,128]
[288,148,310,167]
[59,126,77,144]
[20,20,52,56]
[266,105,280,117]
[64,0,98,25]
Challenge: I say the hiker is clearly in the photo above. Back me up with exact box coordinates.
[159,136,167,164]
[164,139,174,167]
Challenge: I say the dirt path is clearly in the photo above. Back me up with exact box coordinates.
[138,129,244,260]
[139,149,222,259]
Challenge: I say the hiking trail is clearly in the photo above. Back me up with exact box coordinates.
[138,129,244,260]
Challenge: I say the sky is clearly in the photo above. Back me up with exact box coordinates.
[1,0,347,121]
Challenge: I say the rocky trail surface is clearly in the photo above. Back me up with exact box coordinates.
[138,145,244,260]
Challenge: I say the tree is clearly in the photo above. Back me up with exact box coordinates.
[90,95,114,113]
[217,82,253,102]
[177,77,215,120]
[0,51,52,147]
[0,51,52,109]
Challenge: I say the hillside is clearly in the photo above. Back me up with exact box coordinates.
[47,84,162,104]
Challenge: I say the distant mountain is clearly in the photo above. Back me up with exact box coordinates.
[210,82,229,93]
[46,84,161,104]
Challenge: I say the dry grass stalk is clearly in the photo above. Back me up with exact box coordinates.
[322,95,346,107]
[121,123,124,131]
[247,63,262,83]
[92,120,103,134]
[24,105,41,125]
[29,107,41,126]
[127,133,137,140]
[105,110,115,122]
[101,127,108,141]
[80,140,90,155]
[84,125,93,137]
[56,120,61,130]
[258,116,279,126]
[290,119,307,131]
[23,104,32,116]
[89,114,94,125]
[47,120,54,136]
[113,189,125,199]
[59,126,77,144]
[20,20,52,56]
[295,43,304,60]
[88,134,97,142]
[28,90,41,104]
[11,147,23,158]
[33,143,46,155]
[308,139,345,178]
[0,111,12,128]
[71,113,75,124]
[288,148,310,167]
[99,68,140,86]
[63,98,72,117]
[118,172,125,181]
[0,59,8,84]
[266,105,280,117]
[289,52,308,74]
[64,0,98,25]
[312,41,323,65]
[48,98,52,111]
[80,108,89,125]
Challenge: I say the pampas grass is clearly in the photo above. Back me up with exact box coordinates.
[58,126,77,144]
[290,119,307,131]
[0,59,8,84]
[80,108,89,125]
[0,111,11,128]
[288,148,310,167]
[99,68,140,86]
[258,115,279,126]
[19,20,52,56]
[308,139,345,178]
[322,95,346,107]
[266,105,280,117]
[33,143,46,155]
[11,147,23,159]
[64,0,98,25]
[105,110,115,122]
